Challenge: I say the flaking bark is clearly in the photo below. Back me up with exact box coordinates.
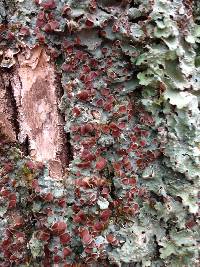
[0,46,68,179]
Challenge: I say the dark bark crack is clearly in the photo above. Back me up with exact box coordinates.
[2,70,20,141]
[66,131,74,163]
[21,135,30,156]
[55,71,74,168]
[5,79,20,140]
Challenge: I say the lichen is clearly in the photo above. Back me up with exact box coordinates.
[0,0,199,266]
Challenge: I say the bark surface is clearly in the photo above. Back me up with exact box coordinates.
[0,0,199,266]
[0,46,67,178]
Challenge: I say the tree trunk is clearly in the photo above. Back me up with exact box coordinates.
[0,0,199,266]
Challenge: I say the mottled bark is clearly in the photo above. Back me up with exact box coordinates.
[0,47,67,179]
[0,0,199,266]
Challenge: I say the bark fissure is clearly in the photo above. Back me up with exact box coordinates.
[55,72,74,167]
[0,70,19,142]
[21,135,30,156]
[66,132,74,163]
[4,74,20,140]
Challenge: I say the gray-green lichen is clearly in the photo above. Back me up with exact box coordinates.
[0,0,199,266]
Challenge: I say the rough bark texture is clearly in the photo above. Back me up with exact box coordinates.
[0,0,199,266]
[0,71,17,142]
[13,47,67,179]
[0,46,67,179]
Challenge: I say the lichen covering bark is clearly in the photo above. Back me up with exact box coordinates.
[0,0,199,266]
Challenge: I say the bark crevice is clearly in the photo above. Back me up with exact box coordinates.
[54,72,74,167]
[0,70,19,142]
[4,73,20,140]
[21,135,30,156]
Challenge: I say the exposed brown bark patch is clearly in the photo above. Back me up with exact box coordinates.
[10,46,67,179]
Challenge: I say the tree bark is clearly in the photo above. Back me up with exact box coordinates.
[0,0,199,266]
[0,46,68,178]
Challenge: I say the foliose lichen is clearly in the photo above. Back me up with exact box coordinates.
[0,0,199,266]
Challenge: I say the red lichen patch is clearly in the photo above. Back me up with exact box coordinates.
[95,157,107,170]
